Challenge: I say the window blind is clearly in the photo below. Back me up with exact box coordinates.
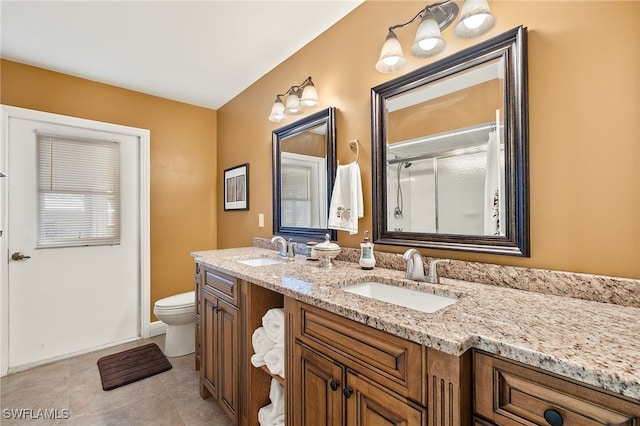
[37,133,121,248]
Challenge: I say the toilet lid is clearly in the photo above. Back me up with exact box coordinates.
[155,291,195,309]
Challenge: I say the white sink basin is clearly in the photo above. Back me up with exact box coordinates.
[343,281,457,314]
[236,258,283,267]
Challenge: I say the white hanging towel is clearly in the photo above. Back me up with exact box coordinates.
[483,129,502,235]
[328,162,363,235]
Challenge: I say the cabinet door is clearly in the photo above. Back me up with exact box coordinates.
[293,343,344,426]
[218,298,239,424]
[200,291,219,399]
[345,371,425,426]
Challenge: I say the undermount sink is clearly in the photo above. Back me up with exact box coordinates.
[343,281,457,314]
[236,258,283,267]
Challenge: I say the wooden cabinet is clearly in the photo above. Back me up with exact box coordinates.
[473,351,640,425]
[196,262,286,426]
[195,261,639,426]
[199,267,240,424]
[292,340,424,426]
[286,297,470,426]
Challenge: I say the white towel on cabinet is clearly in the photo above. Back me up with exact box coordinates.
[258,379,285,426]
[264,342,285,378]
[328,162,363,235]
[262,308,285,344]
[250,327,274,367]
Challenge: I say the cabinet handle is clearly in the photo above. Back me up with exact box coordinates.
[330,380,339,391]
[342,387,353,399]
[543,409,563,426]
[215,307,221,313]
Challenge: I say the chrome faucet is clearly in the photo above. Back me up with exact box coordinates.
[271,236,288,257]
[402,249,425,281]
[425,259,450,284]
[271,236,295,258]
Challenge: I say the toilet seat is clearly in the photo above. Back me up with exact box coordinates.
[154,305,194,316]
[155,291,195,310]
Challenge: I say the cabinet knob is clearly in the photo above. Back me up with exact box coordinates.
[342,387,353,399]
[543,409,563,426]
[330,380,339,391]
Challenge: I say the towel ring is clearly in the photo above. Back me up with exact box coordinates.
[349,139,360,164]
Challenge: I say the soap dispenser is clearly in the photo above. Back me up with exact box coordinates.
[359,231,376,270]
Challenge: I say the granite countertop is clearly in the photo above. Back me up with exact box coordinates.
[193,247,640,401]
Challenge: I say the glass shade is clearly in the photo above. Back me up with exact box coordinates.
[268,98,287,122]
[454,0,496,39]
[375,30,407,73]
[410,14,446,58]
[284,89,303,115]
[300,82,319,108]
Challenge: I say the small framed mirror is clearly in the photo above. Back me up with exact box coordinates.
[272,107,337,241]
[372,26,529,256]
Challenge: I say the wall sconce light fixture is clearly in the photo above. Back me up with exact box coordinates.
[376,0,495,73]
[268,76,320,122]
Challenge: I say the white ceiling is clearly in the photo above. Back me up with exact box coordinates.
[1,0,363,109]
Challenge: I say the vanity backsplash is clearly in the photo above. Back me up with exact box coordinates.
[254,237,640,309]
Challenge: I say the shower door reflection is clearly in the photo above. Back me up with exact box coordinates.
[386,129,505,235]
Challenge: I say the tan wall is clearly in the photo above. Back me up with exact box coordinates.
[217,1,640,279]
[0,59,218,321]
[388,80,502,143]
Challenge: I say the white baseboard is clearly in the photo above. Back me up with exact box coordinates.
[148,321,167,337]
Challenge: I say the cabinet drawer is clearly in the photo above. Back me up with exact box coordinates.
[474,351,640,425]
[203,267,238,306]
[291,300,423,402]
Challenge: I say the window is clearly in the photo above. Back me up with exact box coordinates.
[281,165,311,227]
[37,133,121,247]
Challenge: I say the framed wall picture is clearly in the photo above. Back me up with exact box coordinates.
[224,163,249,211]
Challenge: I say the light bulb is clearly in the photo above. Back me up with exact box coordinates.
[418,38,439,51]
[461,14,487,30]
[383,56,401,66]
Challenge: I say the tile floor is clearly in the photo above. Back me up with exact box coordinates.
[0,335,233,425]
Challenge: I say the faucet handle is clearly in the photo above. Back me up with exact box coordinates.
[425,259,450,284]
[287,238,295,258]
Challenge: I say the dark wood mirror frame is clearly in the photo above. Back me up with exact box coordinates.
[272,107,337,241]
[371,26,529,256]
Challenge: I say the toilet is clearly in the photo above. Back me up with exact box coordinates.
[153,291,196,357]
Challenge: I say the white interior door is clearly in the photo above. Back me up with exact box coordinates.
[1,107,150,373]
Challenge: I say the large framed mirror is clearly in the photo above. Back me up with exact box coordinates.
[272,107,337,241]
[372,26,529,256]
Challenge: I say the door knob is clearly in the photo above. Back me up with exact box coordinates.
[11,252,31,261]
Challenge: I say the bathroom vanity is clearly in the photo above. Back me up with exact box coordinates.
[193,246,640,425]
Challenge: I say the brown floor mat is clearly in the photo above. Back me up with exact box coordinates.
[97,343,172,391]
